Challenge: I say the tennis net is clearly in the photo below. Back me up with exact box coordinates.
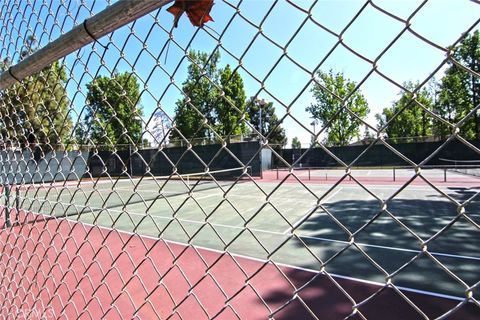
[2,166,251,228]
[439,158,480,177]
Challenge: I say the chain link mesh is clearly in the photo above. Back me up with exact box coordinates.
[0,0,479,319]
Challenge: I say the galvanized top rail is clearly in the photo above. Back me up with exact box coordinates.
[0,0,173,91]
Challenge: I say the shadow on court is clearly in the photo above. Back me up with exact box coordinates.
[1,197,479,319]
[292,190,480,300]
[256,188,480,319]
[262,266,480,319]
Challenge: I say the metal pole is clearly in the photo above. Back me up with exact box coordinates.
[259,140,263,180]
[311,121,316,147]
[259,105,262,138]
[444,168,447,182]
[15,186,19,226]
[129,145,133,176]
[393,167,396,182]
[0,0,174,90]
[4,184,10,228]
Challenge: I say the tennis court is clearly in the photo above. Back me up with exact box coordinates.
[1,0,480,319]
[2,166,478,318]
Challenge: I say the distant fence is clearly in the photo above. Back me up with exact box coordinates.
[0,141,261,184]
[0,149,89,184]
[87,141,261,178]
[281,140,480,168]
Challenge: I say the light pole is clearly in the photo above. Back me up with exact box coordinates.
[254,97,268,179]
[130,115,142,176]
[310,120,317,147]
[134,115,143,148]
[259,106,262,137]
[255,98,268,138]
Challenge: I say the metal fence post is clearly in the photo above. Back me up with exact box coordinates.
[15,186,20,226]
[4,184,10,228]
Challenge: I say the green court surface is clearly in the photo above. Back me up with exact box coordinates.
[16,172,480,301]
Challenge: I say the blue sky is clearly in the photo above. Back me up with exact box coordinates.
[135,0,480,146]
[3,0,480,146]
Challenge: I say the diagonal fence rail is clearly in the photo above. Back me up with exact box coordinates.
[0,0,479,319]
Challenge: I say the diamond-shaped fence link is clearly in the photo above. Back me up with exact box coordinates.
[0,0,479,319]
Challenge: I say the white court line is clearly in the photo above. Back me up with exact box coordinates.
[187,193,221,200]
[109,211,480,261]
[282,187,343,234]
[30,180,479,195]
[30,198,480,263]
[57,216,467,303]
[320,187,344,204]
[297,234,480,262]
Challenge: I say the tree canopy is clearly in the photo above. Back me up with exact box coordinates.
[376,81,434,143]
[171,50,219,142]
[291,137,301,149]
[77,72,142,149]
[376,31,480,142]
[435,30,480,139]
[170,50,248,144]
[0,37,72,150]
[306,70,369,146]
[216,64,247,139]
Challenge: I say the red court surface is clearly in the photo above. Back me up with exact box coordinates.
[0,212,478,319]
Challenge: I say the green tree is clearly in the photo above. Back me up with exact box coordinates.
[306,70,369,146]
[78,72,142,149]
[0,37,72,150]
[171,50,249,144]
[291,137,301,149]
[216,64,247,140]
[376,81,433,143]
[170,50,220,143]
[435,30,480,139]
[246,97,287,147]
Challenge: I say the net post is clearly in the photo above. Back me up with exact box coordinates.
[308,168,311,180]
[393,167,396,182]
[4,184,10,228]
[276,167,279,180]
[15,186,20,226]
[444,168,447,182]
[259,141,263,180]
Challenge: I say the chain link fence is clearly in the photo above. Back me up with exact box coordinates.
[0,0,479,319]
